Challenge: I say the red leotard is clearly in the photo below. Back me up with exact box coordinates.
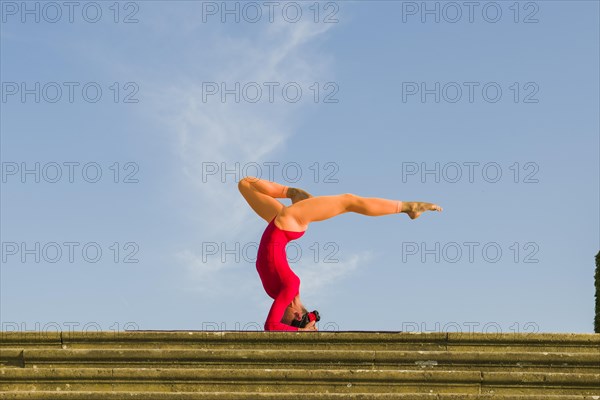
[256,216,306,331]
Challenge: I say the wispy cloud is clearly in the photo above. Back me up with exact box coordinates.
[151,19,334,234]
[138,14,368,300]
[179,247,374,308]
[295,251,374,300]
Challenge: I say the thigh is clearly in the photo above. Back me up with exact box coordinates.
[239,180,284,223]
[281,194,350,228]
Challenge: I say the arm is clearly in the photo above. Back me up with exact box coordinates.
[264,285,299,332]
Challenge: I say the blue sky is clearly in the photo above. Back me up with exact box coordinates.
[1,1,598,334]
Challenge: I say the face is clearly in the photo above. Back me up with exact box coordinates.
[281,304,303,325]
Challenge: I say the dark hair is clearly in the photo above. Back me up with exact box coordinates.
[291,310,320,328]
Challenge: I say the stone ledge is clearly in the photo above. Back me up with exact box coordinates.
[4,348,598,366]
[1,331,597,398]
[0,392,599,400]
[2,367,599,386]
[2,331,599,346]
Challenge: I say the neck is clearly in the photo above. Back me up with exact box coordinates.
[291,295,302,309]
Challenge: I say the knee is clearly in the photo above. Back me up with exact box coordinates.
[238,178,248,192]
[238,176,256,191]
[341,193,359,211]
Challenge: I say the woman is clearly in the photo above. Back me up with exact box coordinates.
[238,176,442,332]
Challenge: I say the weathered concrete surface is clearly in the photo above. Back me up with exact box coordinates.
[1,393,600,399]
[0,331,598,399]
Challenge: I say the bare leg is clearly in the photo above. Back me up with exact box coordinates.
[282,193,442,229]
[240,176,289,198]
[238,177,286,223]
[338,194,442,220]
[238,176,317,223]
[347,195,443,219]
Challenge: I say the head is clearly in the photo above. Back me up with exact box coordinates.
[281,296,320,328]
[290,309,320,328]
[281,303,308,326]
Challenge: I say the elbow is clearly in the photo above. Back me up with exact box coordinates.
[264,321,277,331]
[264,322,298,332]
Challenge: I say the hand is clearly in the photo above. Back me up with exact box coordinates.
[287,187,313,204]
[298,321,318,331]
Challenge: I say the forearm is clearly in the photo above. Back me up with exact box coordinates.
[264,287,299,332]
[265,321,299,331]
[241,176,289,199]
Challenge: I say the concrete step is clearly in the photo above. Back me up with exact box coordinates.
[2,331,599,353]
[1,348,598,373]
[0,392,599,400]
[1,331,598,397]
[1,367,598,395]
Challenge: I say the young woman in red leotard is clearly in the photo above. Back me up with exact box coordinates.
[238,176,442,332]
